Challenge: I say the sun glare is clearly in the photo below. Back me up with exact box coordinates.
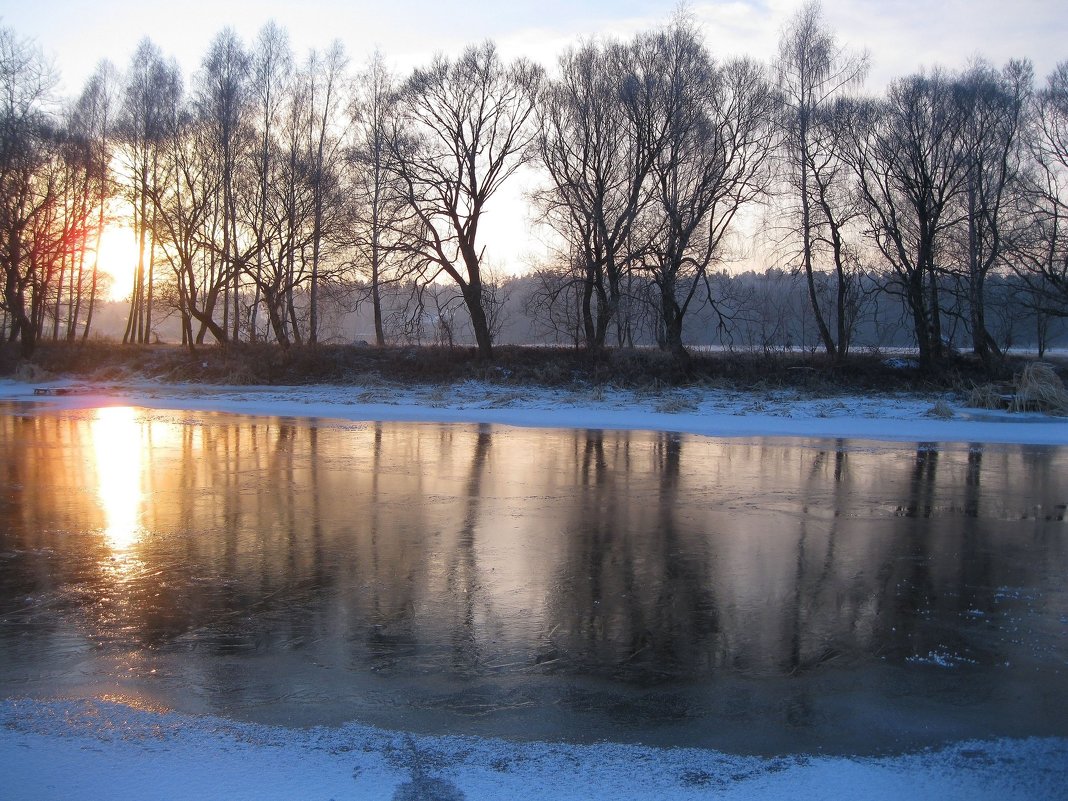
[91,406,145,552]
[95,224,142,302]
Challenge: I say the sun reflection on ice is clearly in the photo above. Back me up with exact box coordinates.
[91,406,145,553]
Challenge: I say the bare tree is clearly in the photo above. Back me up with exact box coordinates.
[303,40,349,344]
[0,27,58,356]
[68,62,117,343]
[953,59,1032,368]
[388,42,542,358]
[248,71,315,346]
[535,37,659,350]
[49,97,94,342]
[640,17,778,356]
[234,23,318,347]
[195,28,250,341]
[246,21,293,342]
[523,262,586,347]
[842,71,971,368]
[117,39,181,344]
[776,1,868,360]
[348,50,408,346]
[1015,62,1068,317]
[150,88,233,346]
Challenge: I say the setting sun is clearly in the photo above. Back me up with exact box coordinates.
[95,223,142,302]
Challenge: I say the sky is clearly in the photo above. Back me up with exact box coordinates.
[1,0,1064,282]
[4,0,1063,98]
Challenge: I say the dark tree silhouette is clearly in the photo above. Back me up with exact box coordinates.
[387,42,542,359]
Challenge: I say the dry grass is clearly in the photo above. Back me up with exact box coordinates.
[965,382,1010,410]
[1011,362,1068,415]
[4,340,1062,399]
[13,362,52,383]
[655,394,700,414]
[965,362,1068,415]
[925,400,955,419]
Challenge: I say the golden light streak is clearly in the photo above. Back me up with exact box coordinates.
[91,406,145,552]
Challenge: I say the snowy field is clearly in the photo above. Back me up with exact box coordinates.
[2,376,1067,800]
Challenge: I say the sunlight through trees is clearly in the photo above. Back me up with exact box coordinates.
[1,2,1066,362]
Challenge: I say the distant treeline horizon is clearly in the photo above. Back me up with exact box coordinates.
[85,269,1066,356]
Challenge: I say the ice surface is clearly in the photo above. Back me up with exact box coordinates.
[2,377,1066,799]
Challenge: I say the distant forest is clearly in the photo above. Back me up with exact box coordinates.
[1,2,1066,369]
[86,270,1066,356]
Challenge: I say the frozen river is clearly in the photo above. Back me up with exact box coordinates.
[1,403,1067,758]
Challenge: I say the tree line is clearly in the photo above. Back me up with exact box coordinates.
[1,3,1065,368]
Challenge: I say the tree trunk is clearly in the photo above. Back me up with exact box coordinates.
[124,179,149,344]
[925,262,943,361]
[462,284,493,359]
[659,287,687,358]
[909,274,933,370]
[799,127,837,359]
[371,249,385,346]
[145,223,156,343]
[580,272,596,350]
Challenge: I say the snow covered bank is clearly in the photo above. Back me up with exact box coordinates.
[2,700,1065,801]
[1,377,1066,445]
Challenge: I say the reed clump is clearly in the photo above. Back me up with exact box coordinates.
[1011,362,1068,415]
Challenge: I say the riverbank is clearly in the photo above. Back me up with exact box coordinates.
[9,340,1064,395]
[1,373,1066,445]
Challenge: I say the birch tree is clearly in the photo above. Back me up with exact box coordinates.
[349,50,407,346]
[776,1,868,360]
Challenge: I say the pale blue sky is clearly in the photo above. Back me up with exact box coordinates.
[4,0,1064,95]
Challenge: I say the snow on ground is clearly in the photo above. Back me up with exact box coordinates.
[2,377,1067,799]
[2,699,1066,801]
[1,375,1066,445]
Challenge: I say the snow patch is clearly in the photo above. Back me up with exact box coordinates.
[906,649,979,669]
[1,699,1065,801]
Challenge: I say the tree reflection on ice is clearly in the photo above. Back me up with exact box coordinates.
[0,405,1066,753]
